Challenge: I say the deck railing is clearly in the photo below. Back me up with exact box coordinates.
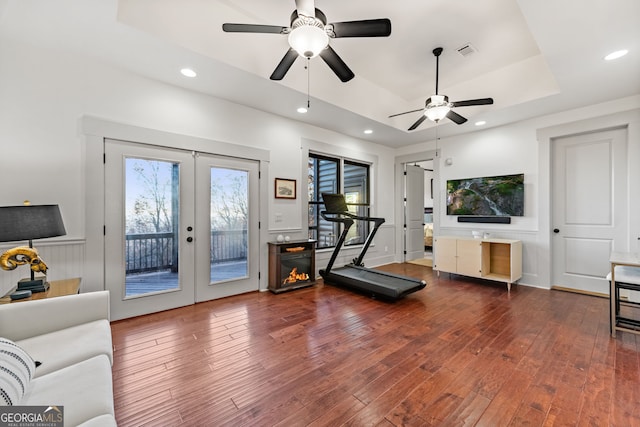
[125,230,247,274]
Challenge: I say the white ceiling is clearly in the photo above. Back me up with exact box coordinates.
[1,0,639,147]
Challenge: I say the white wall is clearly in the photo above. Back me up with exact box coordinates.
[0,38,396,295]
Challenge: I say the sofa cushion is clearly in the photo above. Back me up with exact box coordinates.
[22,354,114,427]
[0,337,36,406]
[0,291,110,342]
[17,319,113,377]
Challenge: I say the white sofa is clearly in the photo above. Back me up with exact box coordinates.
[0,290,116,426]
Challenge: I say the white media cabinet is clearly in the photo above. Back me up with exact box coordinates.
[434,236,522,291]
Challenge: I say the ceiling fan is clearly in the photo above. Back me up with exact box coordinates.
[222,0,391,82]
[389,47,494,130]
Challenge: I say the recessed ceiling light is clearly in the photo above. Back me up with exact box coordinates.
[475,120,486,126]
[297,107,308,114]
[364,129,373,134]
[180,68,197,77]
[604,49,628,61]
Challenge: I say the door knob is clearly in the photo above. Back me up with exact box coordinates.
[186,236,193,242]
[553,228,560,233]
[187,226,193,232]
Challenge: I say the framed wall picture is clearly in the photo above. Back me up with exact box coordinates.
[275,178,296,199]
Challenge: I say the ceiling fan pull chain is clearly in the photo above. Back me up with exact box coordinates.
[307,58,311,109]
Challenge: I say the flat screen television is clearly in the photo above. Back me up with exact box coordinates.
[446,173,524,216]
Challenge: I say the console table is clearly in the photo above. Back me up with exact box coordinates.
[0,277,81,304]
[608,252,640,337]
[434,236,522,291]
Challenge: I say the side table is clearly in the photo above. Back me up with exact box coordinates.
[0,277,81,304]
[609,252,640,337]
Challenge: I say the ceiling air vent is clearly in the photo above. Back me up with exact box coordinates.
[456,43,477,57]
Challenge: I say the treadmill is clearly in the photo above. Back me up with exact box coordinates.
[318,193,426,301]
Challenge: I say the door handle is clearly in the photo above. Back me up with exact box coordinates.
[553,228,560,233]
[186,236,193,242]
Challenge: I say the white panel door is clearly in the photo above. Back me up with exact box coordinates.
[551,128,627,294]
[194,153,260,302]
[404,164,425,261]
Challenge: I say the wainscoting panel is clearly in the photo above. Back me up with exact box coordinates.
[0,240,85,297]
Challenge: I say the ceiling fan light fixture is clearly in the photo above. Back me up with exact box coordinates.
[288,17,329,58]
[425,95,451,122]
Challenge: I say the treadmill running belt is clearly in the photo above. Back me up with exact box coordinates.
[322,265,426,300]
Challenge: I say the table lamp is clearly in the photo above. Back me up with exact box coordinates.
[0,203,66,292]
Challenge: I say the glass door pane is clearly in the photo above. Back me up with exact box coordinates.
[124,158,180,297]
[210,166,248,283]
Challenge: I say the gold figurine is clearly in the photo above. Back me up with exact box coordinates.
[0,246,48,273]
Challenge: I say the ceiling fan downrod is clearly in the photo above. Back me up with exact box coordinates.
[433,47,443,95]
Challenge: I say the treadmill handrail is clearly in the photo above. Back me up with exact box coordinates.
[320,211,354,274]
[320,210,385,271]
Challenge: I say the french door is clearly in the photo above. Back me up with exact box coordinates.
[104,140,259,320]
[194,153,259,302]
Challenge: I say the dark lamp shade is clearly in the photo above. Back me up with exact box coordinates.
[0,205,67,243]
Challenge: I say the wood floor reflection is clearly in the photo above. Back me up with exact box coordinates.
[110,263,640,426]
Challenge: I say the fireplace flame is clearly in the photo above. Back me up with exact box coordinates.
[282,267,309,285]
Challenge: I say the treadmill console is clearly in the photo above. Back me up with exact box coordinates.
[321,193,349,214]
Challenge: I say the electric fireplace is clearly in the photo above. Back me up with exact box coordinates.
[268,240,316,293]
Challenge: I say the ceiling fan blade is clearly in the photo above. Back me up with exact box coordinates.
[295,0,315,16]
[451,98,494,108]
[446,110,468,125]
[388,108,423,118]
[330,19,392,38]
[319,46,355,82]
[270,48,298,80]
[222,23,288,34]
[408,115,428,131]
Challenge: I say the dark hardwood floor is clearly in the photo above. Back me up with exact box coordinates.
[110,263,640,426]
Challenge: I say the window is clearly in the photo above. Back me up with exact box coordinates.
[308,153,370,249]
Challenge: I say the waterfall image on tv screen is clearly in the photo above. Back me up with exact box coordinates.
[446,173,524,216]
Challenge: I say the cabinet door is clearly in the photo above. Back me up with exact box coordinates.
[434,237,457,273]
[456,239,483,277]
